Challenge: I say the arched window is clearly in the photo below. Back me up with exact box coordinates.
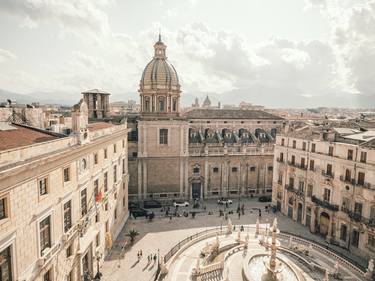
[159,98,165,112]
[193,164,200,174]
[345,169,351,181]
[144,97,150,112]
[172,98,177,111]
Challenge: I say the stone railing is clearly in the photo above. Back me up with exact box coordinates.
[195,259,224,280]
[311,196,339,212]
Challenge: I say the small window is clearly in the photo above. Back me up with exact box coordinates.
[96,234,100,248]
[123,196,126,207]
[328,146,334,156]
[281,138,285,146]
[213,167,219,173]
[311,143,316,153]
[172,98,177,111]
[159,129,168,145]
[309,160,314,171]
[193,166,200,174]
[105,221,109,233]
[292,140,296,148]
[360,151,367,163]
[232,167,238,172]
[0,197,8,220]
[347,149,353,160]
[40,216,51,256]
[81,189,87,217]
[114,208,118,220]
[105,203,108,211]
[63,200,72,233]
[104,172,108,192]
[43,269,52,281]
[104,148,108,159]
[132,152,138,158]
[114,144,117,154]
[268,166,273,171]
[323,188,331,202]
[39,177,48,196]
[250,166,256,172]
[94,153,98,165]
[302,142,306,151]
[122,139,125,148]
[63,167,70,182]
[113,165,117,183]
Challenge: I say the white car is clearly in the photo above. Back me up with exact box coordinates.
[173,201,189,207]
[217,199,233,205]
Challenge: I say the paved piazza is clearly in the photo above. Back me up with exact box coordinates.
[101,199,370,281]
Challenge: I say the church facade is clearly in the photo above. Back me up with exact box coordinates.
[128,37,285,201]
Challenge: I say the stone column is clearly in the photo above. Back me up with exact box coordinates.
[137,160,142,199]
[142,161,147,199]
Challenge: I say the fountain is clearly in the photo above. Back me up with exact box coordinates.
[263,218,283,279]
[227,218,233,234]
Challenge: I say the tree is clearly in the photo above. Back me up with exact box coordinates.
[126,229,139,243]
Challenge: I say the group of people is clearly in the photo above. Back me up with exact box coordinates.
[136,249,158,264]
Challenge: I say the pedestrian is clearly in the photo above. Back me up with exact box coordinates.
[238,212,241,219]
[259,209,262,218]
[240,225,244,232]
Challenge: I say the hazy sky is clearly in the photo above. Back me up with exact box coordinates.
[0,0,374,107]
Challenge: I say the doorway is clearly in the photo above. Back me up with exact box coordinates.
[319,212,330,237]
[192,182,201,199]
[297,203,303,223]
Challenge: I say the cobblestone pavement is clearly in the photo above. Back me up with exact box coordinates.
[101,198,368,281]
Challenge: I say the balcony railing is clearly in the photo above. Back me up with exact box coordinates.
[311,195,339,211]
[339,175,355,184]
[356,181,375,190]
[321,170,334,179]
[285,185,304,197]
[341,206,350,214]
[276,157,284,163]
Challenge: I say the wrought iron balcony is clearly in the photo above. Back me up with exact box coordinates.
[311,195,339,211]
[276,157,284,163]
[285,185,304,197]
[339,175,355,184]
[321,170,334,179]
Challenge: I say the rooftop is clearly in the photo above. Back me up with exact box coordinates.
[81,89,110,95]
[184,108,284,120]
[0,123,64,151]
[87,122,115,131]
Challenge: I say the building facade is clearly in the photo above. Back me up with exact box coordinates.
[272,127,375,259]
[0,99,129,281]
[128,37,285,201]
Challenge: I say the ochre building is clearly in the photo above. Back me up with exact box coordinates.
[0,99,129,281]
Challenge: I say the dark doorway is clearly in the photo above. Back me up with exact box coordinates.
[319,212,330,237]
[297,203,303,223]
[192,183,201,199]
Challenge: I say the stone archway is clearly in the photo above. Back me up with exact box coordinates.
[319,212,330,236]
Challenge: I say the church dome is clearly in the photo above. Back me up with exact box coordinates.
[140,36,180,91]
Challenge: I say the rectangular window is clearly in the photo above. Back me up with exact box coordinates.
[122,158,126,175]
[39,177,48,196]
[370,206,375,220]
[302,142,306,151]
[340,224,347,241]
[357,172,365,186]
[351,230,359,248]
[122,139,125,148]
[63,167,70,182]
[113,165,117,183]
[123,196,126,207]
[323,188,331,202]
[309,160,314,171]
[307,184,313,197]
[232,167,238,172]
[159,129,168,145]
[328,146,334,156]
[94,153,98,165]
[291,155,295,165]
[342,197,351,210]
[278,173,283,184]
[66,244,72,257]
[213,167,219,173]
[250,166,256,172]
[104,172,108,192]
[292,140,296,148]
[347,149,353,160]
[94,179,99,195]
[63,201,72,233]
[0,246,12,281]
[311,143,316,153]
[300,158,305,169]
[81,189,87,217]
[0,197,7,220]
[289,177,294,188]
[104,148,108,159]
[298,181,304,193]
[268,166,273,171]
[326,164,332,176]
[40,216,51,256]
[360,151,367,163]
[114,144,117,154]
[279,152,284,162]
[354,202,363,216]
[281,138,285,146]
[114,208,117,220]
[105,221,109,233]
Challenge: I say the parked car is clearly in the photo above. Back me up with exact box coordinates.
[129,201,140,210]
[173,201,189,207]
[217,198,233,205]
[258,196,272,202]
[143,200,162,209]
[130,208,152,218]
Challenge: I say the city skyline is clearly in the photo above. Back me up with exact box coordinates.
[0,0,374,108]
